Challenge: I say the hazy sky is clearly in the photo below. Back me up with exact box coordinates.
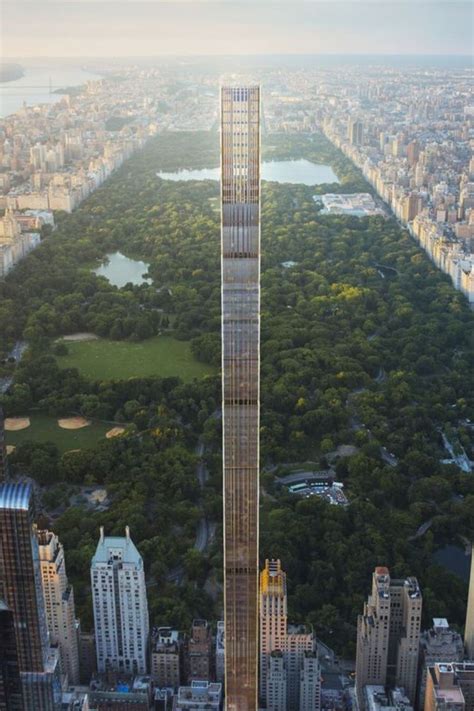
[2,1,473,58]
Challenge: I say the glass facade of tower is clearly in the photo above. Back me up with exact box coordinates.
[221,85,260,711]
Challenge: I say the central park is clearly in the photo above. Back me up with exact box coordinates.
[0,130,473,651]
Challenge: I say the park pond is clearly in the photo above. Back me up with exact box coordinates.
[93,252,151,288]
[156,159,340,185]
[433,544,471,581]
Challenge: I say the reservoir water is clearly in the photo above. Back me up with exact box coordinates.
[93,252,151,288]
[0,62,99,117]
[157,159,340,185]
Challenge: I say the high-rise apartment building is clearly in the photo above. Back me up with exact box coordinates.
[91,526,149,675]
[151,627,182,690]
[0,600,23,710]
[259,559,315,710]
[260,559,287,701]
[418,619,464,710]
[0,482,61,710]
[348,118,364,146]
[355,567,422,709]
[299,651,321,711]
[465,544,474,660]
[266,651,287,711]
[188,619,212,683]
[285,625,315,708]
[37,530,80,684]
[221,85,260,711]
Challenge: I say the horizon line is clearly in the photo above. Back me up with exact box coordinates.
[2,52,473,60]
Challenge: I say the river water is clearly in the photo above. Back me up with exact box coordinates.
[0,62,99,117]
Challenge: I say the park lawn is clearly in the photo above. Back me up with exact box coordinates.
[56,335,214,382]
[5,414,110,453]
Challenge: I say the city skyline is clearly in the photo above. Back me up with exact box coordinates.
[2,1,472,58]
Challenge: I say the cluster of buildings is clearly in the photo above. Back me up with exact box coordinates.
[0,208,53,277]
[317,75,474,305]
[354,566,474,711]
[0,76,159,215]
[2,459,474,711]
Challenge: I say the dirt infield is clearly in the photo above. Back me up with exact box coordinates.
[61,333,99,342]
[6,445,16,454]
[4,417,31,431]
[58,417,91,430]
[106,427,126,439]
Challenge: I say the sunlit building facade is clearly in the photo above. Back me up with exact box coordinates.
[221,85,261,710]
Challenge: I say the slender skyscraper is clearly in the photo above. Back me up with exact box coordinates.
[221,85,260,710]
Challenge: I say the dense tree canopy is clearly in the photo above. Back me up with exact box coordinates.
[1,131,473,651]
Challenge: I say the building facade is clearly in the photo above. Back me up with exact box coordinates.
[151,627,182,690]
[418,619,464,710]
[187,619,212,683]
[259,559,288,702]
[0,600,23,710]
[298,651,321,711]
[424,663,466,711]
[259,559,315,710]
[266,651,287,711]
[0,482,61,710]
[221,84,261,711]
[37,530,80,684]
[356,567,422,709]
[91,526,149,675]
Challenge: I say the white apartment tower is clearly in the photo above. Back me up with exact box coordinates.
[91,526,149,675]
[37,530,80,684]
[299,651,321,711]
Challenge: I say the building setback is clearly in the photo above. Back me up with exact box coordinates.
[221,84,261,711]
[37,530,80,684]
[91,526,149,675]
[355,567,422,709]
[259,559,316,710]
